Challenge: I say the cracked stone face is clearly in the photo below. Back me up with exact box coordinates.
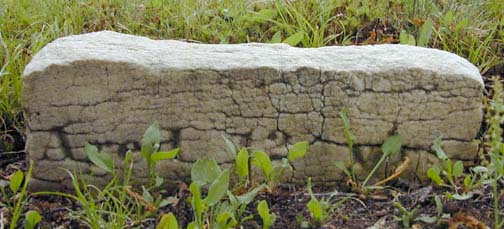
[23,31,483,190]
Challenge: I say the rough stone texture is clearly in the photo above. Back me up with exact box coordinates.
[23,31,484,190]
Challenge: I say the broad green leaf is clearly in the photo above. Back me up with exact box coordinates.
[399,30,416,45]
[143,122,161,146]
[156,213,178,229]
[427,167,444,185]
[237,184,266,204]
[9,170,23,193]
[288,141,309,161]
[432,137,448,160]
[283,31,304,46]
[141,122,161,159]
[222,135,237,155]
[307,198,323,222]
[85,143,113,173]
[203,170,230,206]
[191,159,221,185]
[452,161,464,178]
[216,212,237,229]
[252,151,273,179]
[257,200,276,228]
[24,210,42,229]
[418,18,433,47]
[270,31,282,43]
[151,148,179,162]
[381,135,403,156]
[235,148,249,180]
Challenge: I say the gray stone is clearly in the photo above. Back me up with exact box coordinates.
[23,31,483,190]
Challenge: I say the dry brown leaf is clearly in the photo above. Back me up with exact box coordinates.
[412,224,423,229]
[448,212,487,229]
[373,156,411,186]
[124,186,157,212]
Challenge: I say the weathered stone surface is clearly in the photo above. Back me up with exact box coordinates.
[23,31,483,190]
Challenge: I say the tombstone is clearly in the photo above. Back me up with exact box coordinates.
[23,31,483,190]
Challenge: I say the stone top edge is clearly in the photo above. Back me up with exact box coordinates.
[23,30,483,85]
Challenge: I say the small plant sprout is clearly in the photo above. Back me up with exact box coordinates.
[189,158,231,228]
[257,200,276,229]
[336,111,404,194]
[427,136,482,200]
[306,178,330,226]
[338,110,357,184]
[156,213,178,229]
[0,161,34,229]
[235,147,250,187]
[393,200,419,228]
[304,177,356,227]
[361,135,403,188]
[140,122,180,187]
[24,210,42,229]
[251,141,309,188]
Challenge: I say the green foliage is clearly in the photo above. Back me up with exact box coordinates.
[85,142,114,173]
[0,161,34,229]
[226,138,309,188]
[400,18,433,47]
[304,177,354,227]
[305,178,329,226]
[34,129,179,228]
[484,77,504,229]
[235,147,250,186]
[8,170,23,194]
[227,184,266,222]
[189,159,231,228]
[393,201,419,228]
[338,110,357,183]
[336,110,405,193]
[140,122,179,186]
[33,150,145,228]
[287,141,309,161]
[191,159,221,185]
[157,213,178,229]
[251,151,273,181]
[257,200,276,229]
[361,134,403,188]
[427,136,483,201]
[24,210,42,229]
